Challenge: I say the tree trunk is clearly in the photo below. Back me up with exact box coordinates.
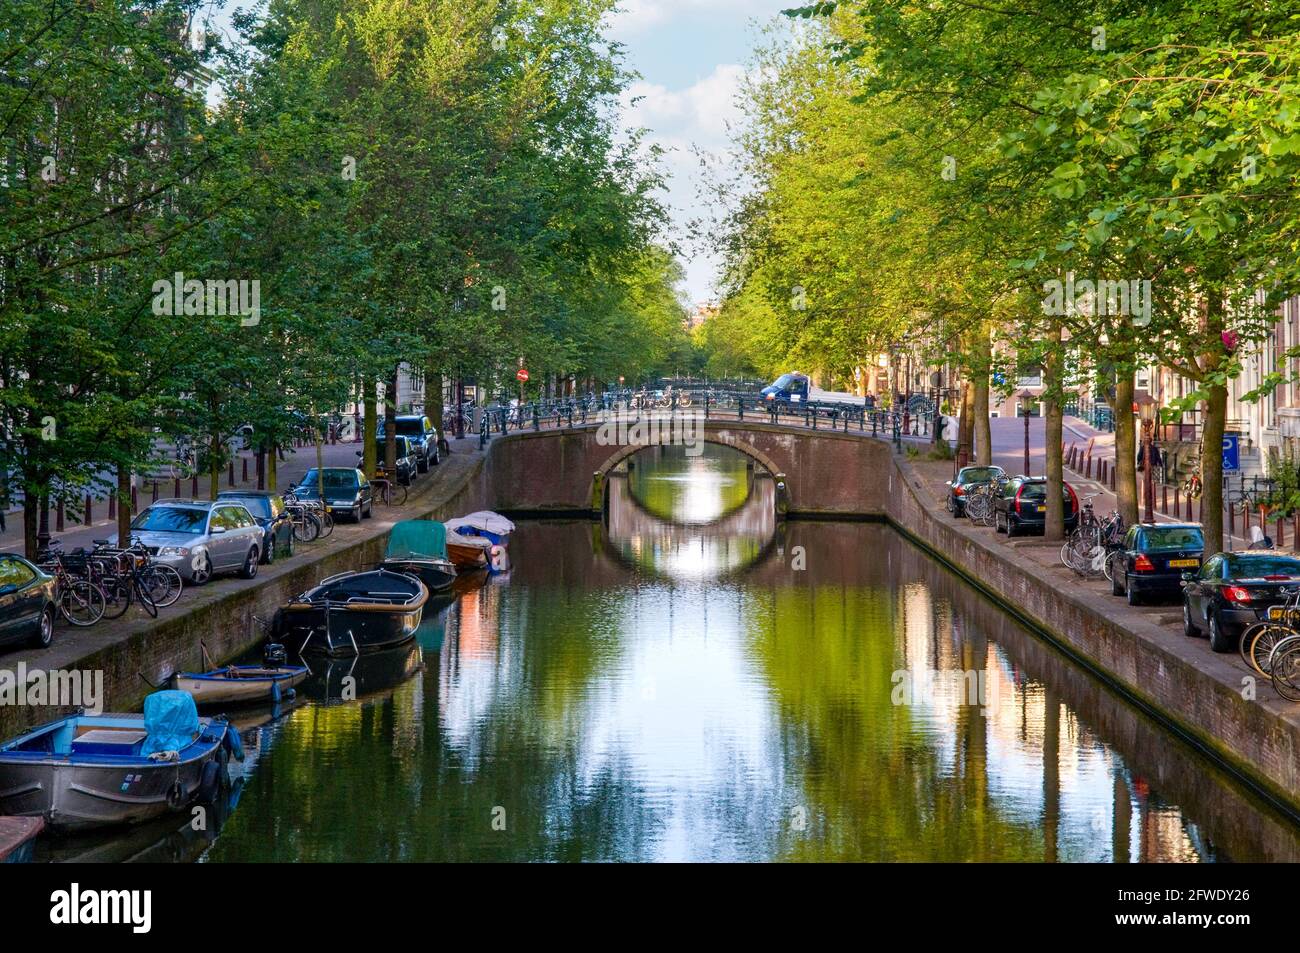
[428,367,444,435]
[1113,370,1139,526]
[1044,326,1065,540]
[1202,382,1228,553]
[363,380,378,480]
[957,380,974,467]
[116,463,132,545]
[973,329,992,465]
[267,442,278,492]
[385,366,399,476]
[208,432,220,501]
[23,493,38,560]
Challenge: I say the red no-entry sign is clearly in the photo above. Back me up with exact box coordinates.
[516,368,530,382]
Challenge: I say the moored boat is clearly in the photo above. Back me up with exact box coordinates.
[445,510,515,546]
[446,526,491,570]
[381,520,457,591]
[445,512,514,573]
[173,664,308,707]
[271,569,428,656]
[0,691,239,832]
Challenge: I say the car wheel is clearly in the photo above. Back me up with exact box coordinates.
[432,447,440,465]
[263,534,275,565]
[240,546,259,579]
[1125,578,1141,606]
[1208,612,1235,653]
[945,495,954,515]
[1182,602,1198,637]
[1006,515,1020,538]
[1110,563,1124,596]
[286,533,295,558]
[31,605,55,649]
[363,502,372,519]
[417,456,429,474]
[192,553,212,586]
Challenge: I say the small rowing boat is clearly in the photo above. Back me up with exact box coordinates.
[272,569,428,656]
[172,642,308,707]
[445,512,514,573]
[0,816,43,863]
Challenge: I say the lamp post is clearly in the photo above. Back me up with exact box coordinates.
[1137,393,1157,523]
[1018,389,1035,476]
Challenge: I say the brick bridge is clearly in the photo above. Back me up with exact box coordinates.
[479,418,893,516]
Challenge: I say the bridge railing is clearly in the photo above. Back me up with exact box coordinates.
[474,388,941,448]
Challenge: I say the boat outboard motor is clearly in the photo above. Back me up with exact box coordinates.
[264,643,288,668]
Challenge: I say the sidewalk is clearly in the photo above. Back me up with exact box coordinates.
[0,437,427,555]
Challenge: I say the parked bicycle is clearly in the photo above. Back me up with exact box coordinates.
[34,547,107,626]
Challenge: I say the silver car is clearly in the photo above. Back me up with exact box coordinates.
[111,499,264,585]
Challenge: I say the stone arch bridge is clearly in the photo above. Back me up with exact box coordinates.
[479,419,893,517]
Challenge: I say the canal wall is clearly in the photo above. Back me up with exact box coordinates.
[884,453,1300,817]
[0,450,491,737]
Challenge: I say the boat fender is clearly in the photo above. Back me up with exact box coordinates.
[166,779,186,810]
[196,761,222,804]
[222,724,245,763]
[271,680,281,704]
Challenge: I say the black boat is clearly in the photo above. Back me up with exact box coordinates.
[272,569,428,656]
[380,520,457,592]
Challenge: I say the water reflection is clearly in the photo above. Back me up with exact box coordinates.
[46,446,1300,862]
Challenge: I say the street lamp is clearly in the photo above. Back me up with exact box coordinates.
[1137,393,1158,523]
[1018,389,1036,476]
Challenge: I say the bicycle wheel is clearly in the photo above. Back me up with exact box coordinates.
[132,574,158,618]
[292,512,320,543]
[97,574,132,620]
[143,566,183,608]
[1271,642,1300,701]
[60,580,106,626]
[1243,624,1293,677]
[391,483,407,506]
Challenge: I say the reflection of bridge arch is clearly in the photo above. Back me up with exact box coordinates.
[602,475,779,580]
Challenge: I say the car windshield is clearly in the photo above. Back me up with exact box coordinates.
[395,419,423,436]
[376,435,411,454]
[298,469,358,492]
[771,374,799,389]
[959,467,1001,484]
[131,506,208,533]
[1225,555,1300,579]
[223,496,271,519]
[1017,482,1070,502]
[1140,527,1203,551]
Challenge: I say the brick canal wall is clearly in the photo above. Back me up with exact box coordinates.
[0,450,490,738]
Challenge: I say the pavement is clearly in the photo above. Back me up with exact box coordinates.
[0,438,382,556]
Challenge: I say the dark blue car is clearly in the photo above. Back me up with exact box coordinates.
[761,372,810,405]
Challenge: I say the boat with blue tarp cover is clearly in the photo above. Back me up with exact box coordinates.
[381,519,457,591]
[0,691,239,831]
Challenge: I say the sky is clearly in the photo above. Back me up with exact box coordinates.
[209,0,791,308]
[607,0,792,307]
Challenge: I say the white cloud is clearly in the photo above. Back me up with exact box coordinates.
[608,0,759,40]
[621,62,745,152]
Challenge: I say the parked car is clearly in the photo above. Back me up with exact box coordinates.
[377,415,440,472]
[217,491,295,564]
[760,372,810,405]
[293,467,373,522]
[363,434,417,486]
[945,464,1007,516]
[111,499,264,585]
[0,554,57,650]
[1182,550,1300,652]
[1108,522,1204,605]
[993,476,1079,537]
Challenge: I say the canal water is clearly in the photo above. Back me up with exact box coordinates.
[39,444,1300,862]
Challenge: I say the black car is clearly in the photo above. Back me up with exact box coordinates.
[1108,523,1204,606]
[0,554,57,650]
[378,415,440,472]
[1182,551,1300,652]
[293,467,374,522]
[993,476,1079,537]
[216,490,295,564]
[945,464,1007,516]
[363,434,417,486]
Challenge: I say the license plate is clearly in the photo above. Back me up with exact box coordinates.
[1036,505,1046,513]
[1169,559,1199,568]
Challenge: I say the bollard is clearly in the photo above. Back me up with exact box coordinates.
[152,481,158,502]
[1162,485,1168,515]
[108,492,116,520]
[131,486,138,512]
[228,462,236,487]
[242,458,249,483]
[1278,517,1285,550]
[191,475,199,497]
[84,494,92,525]
[1174,484,1180,516]
[174,477,181,498]
[56,500,64,532]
